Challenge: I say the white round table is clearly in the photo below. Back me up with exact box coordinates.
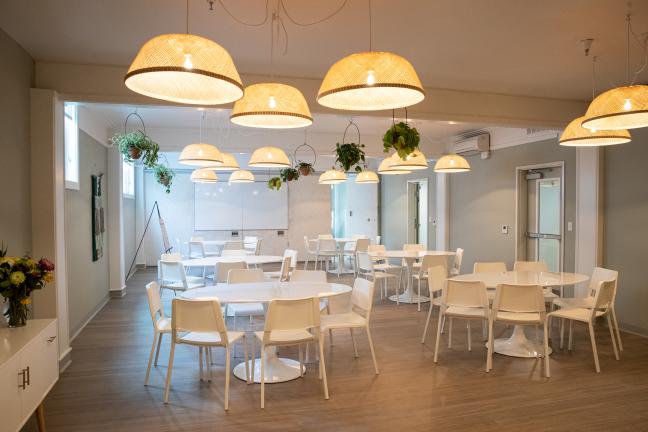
[181,281,351,383]
[181,255,282,268]
[451,271,589,358]
[369,250,456,304]
[310,237,365,275]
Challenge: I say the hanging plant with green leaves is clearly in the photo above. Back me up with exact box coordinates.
[335,120,365,173]
[110,113,160,167]
[154,164,175,194]
[297,161,314,176]
[268,177,282,191]
[280,167,300,183]
[383,121,420,159]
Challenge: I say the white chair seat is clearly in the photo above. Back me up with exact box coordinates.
[374,271,397,280]
[179,330,244,345]
[445,306,489,318]
[495,311,542,323]
[254,329,314,344]
[374,263,401,271]
[163,280,205,290]
[486,290,557,302]
[155,317,172,333]
[227,302,265,317]
[320,312,366,330]
[554,297,594,309]
[549,307,606,322]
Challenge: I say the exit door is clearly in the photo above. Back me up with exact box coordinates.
[407,179,427,247]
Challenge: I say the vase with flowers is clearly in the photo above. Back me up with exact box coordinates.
[0,244,55,327]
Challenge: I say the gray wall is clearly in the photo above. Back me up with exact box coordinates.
[381,167,437,249]
[449,139,576,273]
[0,29,33,255]
[65,130,109,337]
[123,195,136,278]
[603,127,648,336]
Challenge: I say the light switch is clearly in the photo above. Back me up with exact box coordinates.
[501,225,508,234]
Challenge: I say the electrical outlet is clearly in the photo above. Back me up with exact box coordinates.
[501,225,508,234]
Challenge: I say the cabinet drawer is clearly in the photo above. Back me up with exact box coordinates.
[0,357,22,432]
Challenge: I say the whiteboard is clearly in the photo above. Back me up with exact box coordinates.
[194,180,288,230]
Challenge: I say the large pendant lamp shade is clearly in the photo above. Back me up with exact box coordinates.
[581,85,648,130]
[560,116,631,146]
[190,168,219,183]
[319,169,347,185]
[377,155,411,175]
[124,34,243,105]
[230,83,313,129]
[179,143,223,166]
[434,154,471,173]
[210,152,240,171]
[229,169,255,183]
[317,51,425,111]
[355,170,379,184]
[248,146,291,168]
[389,149,428,170]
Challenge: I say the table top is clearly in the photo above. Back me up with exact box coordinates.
[451,271,589,288]
[370,250,456,259]
[181,255,282,267]
[184,240,232,246]
[310,237,366,243]
[180,281,352,303]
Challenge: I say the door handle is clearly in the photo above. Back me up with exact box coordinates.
[18,367,29,389]
[47,336,57,342]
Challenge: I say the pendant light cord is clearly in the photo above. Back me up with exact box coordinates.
[186,0,190,34]
[279,0,347,26]
[591,55,597,101]
[368,0,372,51]
[626,13,631,84]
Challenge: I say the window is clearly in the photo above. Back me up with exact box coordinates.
[64,103,79,189]
[122,157,135,198]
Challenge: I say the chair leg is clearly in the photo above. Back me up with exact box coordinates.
[611,307,623,352]
[319,338,330,399]
[366,327,379,374]
[568,320,574,351]
[433,311,444,363]
[154,332,163,366]
[350,328,359,358]
[163,342,176,403]
[448,318,453,349]
[543,320,551,378]
[299,344,305,376]
[145,332,158,386]
[482,320,487,341]
[260,346,266,408]
[304,256,309,270]
[560,318,565,349]
[487,318,494,372]
[251,338,256,383]
[243,336,250,384]
[421,303,434,344]
[224,347,231,411]
[607,315,620,361]
[199,347,204,381]
[467,321,472,352]
[588,322,600,373]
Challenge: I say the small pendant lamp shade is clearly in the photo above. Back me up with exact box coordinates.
[229,169,255,183]
[377,155,411,175]
[230,83,313,128]
[434,154,471,173]
[190,168,219,183]
[210,152,240,170]
[581,85,648,130]
[319,169,347,185]
[317,51,425,111]
[248,146,291,168]
[125,34,243,105]
[355,170,379,184]
[179,143,223,166]
[389,149,428,170]
[559,116,631,146]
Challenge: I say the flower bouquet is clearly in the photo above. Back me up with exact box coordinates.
[0,245,55,327]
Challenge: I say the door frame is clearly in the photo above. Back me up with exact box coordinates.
[407,178,428,247]
[515,161,565,271]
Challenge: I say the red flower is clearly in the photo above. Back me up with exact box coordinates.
[38,258,55,272]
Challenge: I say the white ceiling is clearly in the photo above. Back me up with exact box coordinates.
[2,0,648,101]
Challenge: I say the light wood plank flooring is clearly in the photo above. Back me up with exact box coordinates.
[22,267,648,431]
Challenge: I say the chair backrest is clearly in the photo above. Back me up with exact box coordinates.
[161,252,182,262]
[367,244,385,253]
[290,269,327,282]
[317,238,337,252]
[592,280,617,313]
[474,262,507,273]
[443,280,488,310]
[318,234,333,239]
[244,237,261,255]
[419,254,448,275]
[215,261,247,283]
[493,284,545,314]
[589,267,619,297]
[146,281,165,325]
[243,236,257,243]
[264,297,320,337]
[159,260,188,286]
[189,240,206,258]
[427,265,447,295]
[278,256,292,281]
[513,261,548,272]
[350,277,375,320]
[356,251,374,275]
[304,235,312,251]
[283,249,298,270]
[227,268,265,284]
[403,243,425,252]
[172,298,228,343]
[223,240,244,250]
[190,236,204,241]
[452,248,464,274]
[221,249,247,257]
[354,238,371,253]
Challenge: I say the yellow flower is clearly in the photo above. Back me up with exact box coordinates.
[0,257,16,267]
[43,273,54,283]
[10,271,25,285]
[20,298,31,305]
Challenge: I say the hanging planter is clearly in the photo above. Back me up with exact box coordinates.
[297,161,315,176]
[154,164,175,194]
[280,167,300,182]
[268,177,282,191]
[110,113,160,167]
[335,120,365,173]
[383,109,420,158]
[294,139,317,176]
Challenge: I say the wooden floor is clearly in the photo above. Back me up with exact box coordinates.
[23,267,648,432]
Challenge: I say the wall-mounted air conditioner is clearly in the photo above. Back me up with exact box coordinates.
[451,133,490,155]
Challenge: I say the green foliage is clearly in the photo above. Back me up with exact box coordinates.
[268,177,282,190]
[335,142,366,173]
[297,161,315,175]
[111,131,160,168]
[383,122,420,158]
[154,165,175,194]
[280,167,300,183]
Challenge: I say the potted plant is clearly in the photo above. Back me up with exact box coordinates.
[383,121,420,158]
[0,244,55,327]
[154,164,175,194]
[268,177,282,190]
[335,142,366,173]
[111,131,160,167]
[297,161,315,176]
[280,167,300,183]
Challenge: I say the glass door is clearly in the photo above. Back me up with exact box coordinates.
[526,177,561,272]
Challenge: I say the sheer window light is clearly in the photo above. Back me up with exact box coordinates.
[64,103,79,189]
[122,157,135,197]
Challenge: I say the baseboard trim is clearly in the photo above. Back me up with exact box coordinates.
[59,347,72,373]
[618,322,648,339]
[69,295,110,343]
[109,285,127,298]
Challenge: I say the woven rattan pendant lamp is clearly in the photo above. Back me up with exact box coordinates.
[355,170,379,184]
[179,112,223,166]
[317,1,424,111]
[248,146,291,168]
[191,168,219,183]
[377,155,411,175]
[434,154,470,173]
[582,14,648,131]
[209,152,240,170]
[319,169,348,185]
[125,1,243,105]
[389,149,428,170]
[229,169,255,183]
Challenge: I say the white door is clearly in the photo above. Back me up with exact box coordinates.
[0,357,22,432]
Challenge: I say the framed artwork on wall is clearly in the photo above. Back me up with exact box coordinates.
[92,174,105,261]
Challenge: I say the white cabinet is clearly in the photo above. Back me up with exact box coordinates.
[0,319,59,432]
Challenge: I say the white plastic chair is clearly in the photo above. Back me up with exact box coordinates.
[214,261,247,283]
[223,240,244,251]
[368,244,403,273]
[226,269,266,328]
[318,234,333,239]
[163,298,249,410]
[346,238,370,275]
[433,280,490,371]
[545,279,620,375]
[412,255,449,311]
[357,251,400,302]
[474,262,507,273]
[303,236,318,269]
[159,253,204,294]
[265,249,298,280]
[420,265,450,343]
[144,282,171,386]
[244,236,261,255]
[450,248,464,276]
[513,260,548,272]
[320,278,379,374]
[252,297,328,408]
[488,283,548,374]
[189,236,219,258]
[290,269,327,283]
[221,249,248,257]
[315,238,341,275]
